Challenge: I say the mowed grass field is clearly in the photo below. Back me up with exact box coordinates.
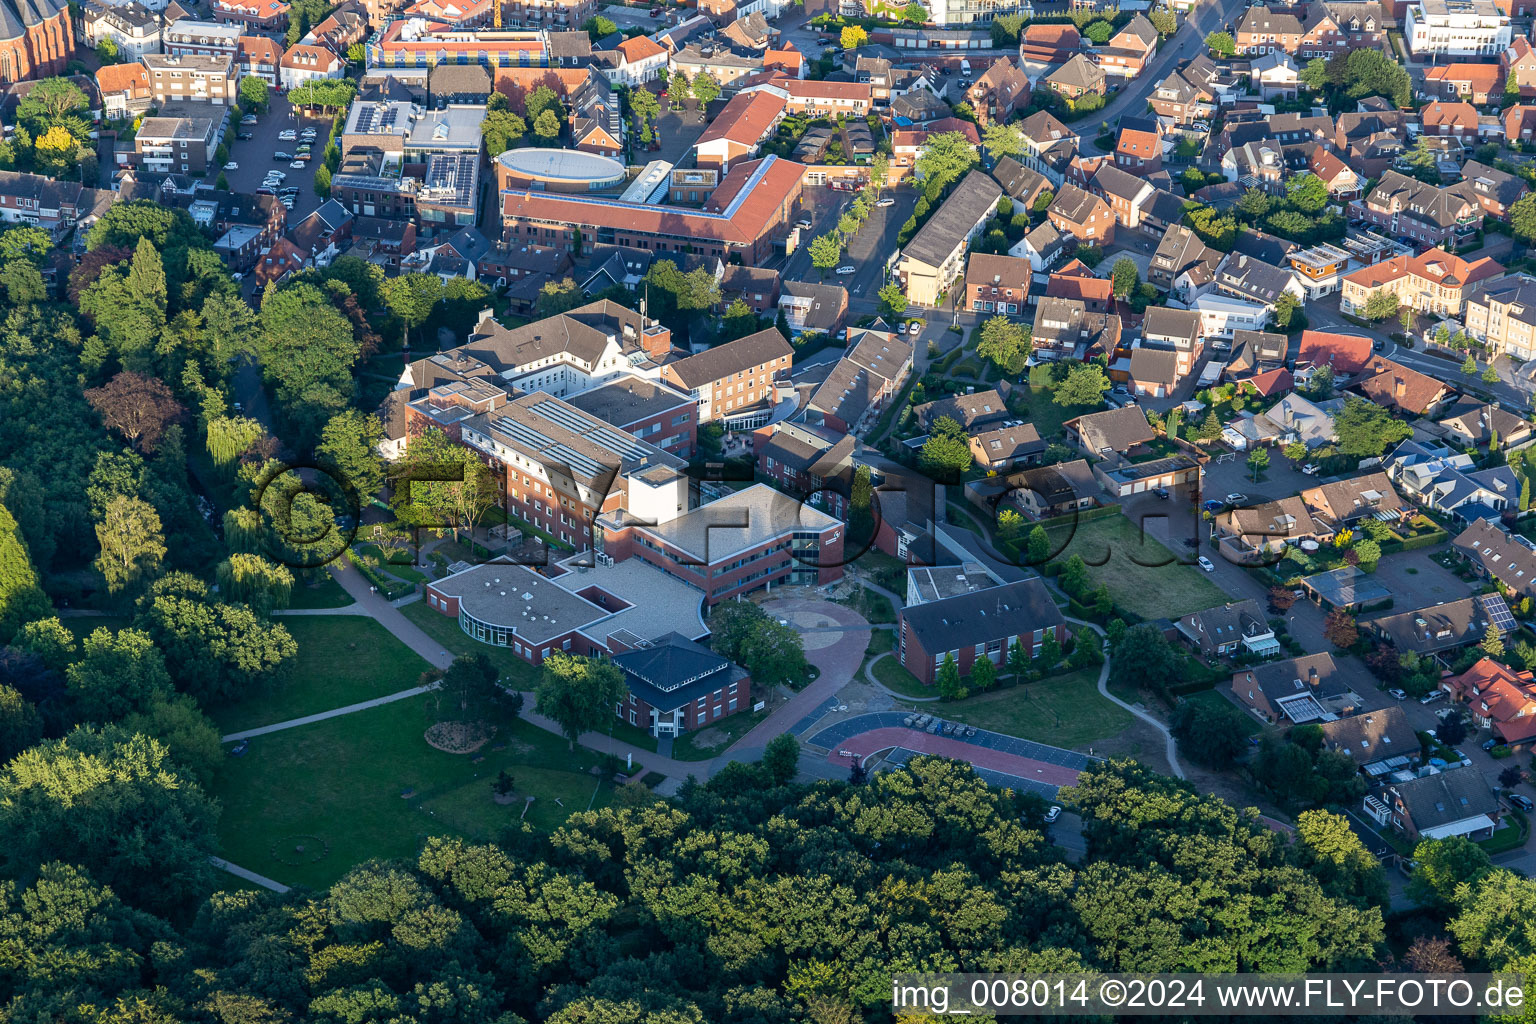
[894,668,1133,750]
[210,696,620,891]
[1047,515,1227,620]
[210,615,432,733]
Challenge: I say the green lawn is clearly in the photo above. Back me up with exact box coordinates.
[399,599,541,691]
[896,668,1132,749]
[211,616,432,733]
[671,708,770,760]
[287,575,355,609]
[210,696,619,890]
[1047,515,1228,620]
[355,543,428,584]
[873,653,933,699]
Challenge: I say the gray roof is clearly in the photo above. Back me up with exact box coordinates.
[1366,595,1495,655]
[1317,705,1417,765]
[1045,53,1104,92]
[1068,405,1155,454]
[1389,770,1499,833]
[663,327,793,389]
[914,388,1010,432]
[1142,306,1202,347]
[611,632,745,713]
[990,155,1048,202]
[900,577,1064,650]
[1176,598,1270,655]
[1128,346,1179,385]
[564,377,694,429]
[1247,652,1354,703]
[637,483,839,562]
[1091,162,1151,204]
[1009,459,1097,505]
[902,170,1001,269]
[1216,252,1295,304]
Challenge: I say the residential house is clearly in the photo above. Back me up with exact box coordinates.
[895,170,1002,307]
[989,156,1051,212]
[1452,518,1536,602]
[1451,160,1528,222]
[1150,224,1223,299]
[782,79,874,118]
[1046,258,1113,312]
[803,325,913,435]
[1113,115,1163,172]
[1149,65,1216,124]
[897,577,1067,685]
[280,41,343,90]
[608,35,667,86]
[1012,219,1068,273]
[1353,355,1453,416]
[1437,398,1535,450]
[95,61,152,117]
[1317,706,1418,775]
[1419,99,1482,141]
[1298,329,1376,375]
[966,56,1029,127]
[1308,147,1363,203]
[968,422,1045,470]
[1377,771,1500,842]
[1127,348,1180,398]
[1350,169,1483,249]
[1063,404,1155,457]
[1020,22,1081,63]
[1263,392,1348,448]
[1502,35,1536,96]
[0,171,112,240]
[1140,305,1203,378]
[235,34,281,86]
[1385,438,1521,522]
[1341,247,1506,318]
[778,280,847,338]
[1297,1,1389,57]
[1095,13,1158,78]
[1424,61,1503,103]
[1213,495,1323,563]
[754,422,856,510]
[1235,5,1304,53]
[1016,109,1078,187]
[130,109,221,174]
[1044,53,1106,101]
[693,88,784,172]
[719,264,780,314]
[1231,652,1363,723]
[210,0,288,29]
[1442,656,1536,750]
[1175,599,1281,658]
[1030,295,1120,361]
[1251,50,1300,99]
[1046,182,1114,245]
[1300,471,1406,532]
[965,252,1032,315]
[1466,274,1536,360]
[1089,162,1155,230]
[82,2,161,61]
[1287,241,1356,300]
[1005,459,1099,518]
[1366,594,1504,656]
[914,388,1011,433]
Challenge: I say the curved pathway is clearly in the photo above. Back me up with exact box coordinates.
[1067,616,1185,780]
[864,651,940,701]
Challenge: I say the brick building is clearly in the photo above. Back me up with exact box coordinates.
[897,577,1067,686]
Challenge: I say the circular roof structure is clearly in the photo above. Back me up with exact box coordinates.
[495,148,626,186]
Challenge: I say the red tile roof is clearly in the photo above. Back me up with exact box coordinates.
[237,34,283,65]
[618,34,664,62]
[763,47,802,72]
[1343,247,1505,293]
[1046,260,1112,305]
[1424,64,1502,95]
[783,79,873,103]
[1420,99,1480,130]
[96,62,149,95]
[1246,367,1294,397]
[696,89,785,148]
[1297,330,1375,375]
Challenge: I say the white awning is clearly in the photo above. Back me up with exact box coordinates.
[1419,815,1497,841]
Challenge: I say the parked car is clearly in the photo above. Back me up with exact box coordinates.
[1510,793,1535,812]
[1201,499,1224,512]
[1483,738,1504,751]
[1044,805,1062,823]
[1420,690,1447,705]
[835,265,856,275]
[223,161,238,170]
[1197,556,1215,572]
[256,186,275,195]
[274,151,291,160]
[1111,385,1130,396]
[241,114,257,125]
[1301,463,1320,475]
[1387,689,1407,701]
[236,132,253,141]
[876,197,895,207]
[1225,492,1248,504]
[795,217,812,229]
[908,321,922,335]
[289,160,306,168]
[1153,487,1170,500]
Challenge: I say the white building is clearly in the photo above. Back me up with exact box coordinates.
[1193,292,1271,340]
[1406,0,1511,56]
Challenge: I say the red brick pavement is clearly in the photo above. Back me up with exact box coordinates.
[825,726,1083,787]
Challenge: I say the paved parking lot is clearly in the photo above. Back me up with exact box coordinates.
[1364,546,1475,610]
[778,184,918,300]
[1202,445,1316,506]
[223,94,328,224]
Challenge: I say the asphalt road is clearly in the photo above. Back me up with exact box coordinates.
[223,93,329,225]
[777,184,919,300]
[1091,0,1256,130]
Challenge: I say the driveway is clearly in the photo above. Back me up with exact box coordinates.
[777,184,917,302]
[223,93,328,223]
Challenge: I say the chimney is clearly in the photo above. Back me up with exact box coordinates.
[1309,665,1320,688]
[1394,377,1406,399]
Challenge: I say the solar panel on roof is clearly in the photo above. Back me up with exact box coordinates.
[1481,593,1516,633]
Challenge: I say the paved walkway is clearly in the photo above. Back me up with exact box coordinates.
[825,728,1082,790]
[209,856,290,893]
[1069,616,1185,780]
[864,651,940,701]
[222,684,437,742]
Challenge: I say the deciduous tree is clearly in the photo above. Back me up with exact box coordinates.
[535,652,627,749]
[85,371,184,453]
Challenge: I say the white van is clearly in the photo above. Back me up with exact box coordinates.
[960,58,971,76]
